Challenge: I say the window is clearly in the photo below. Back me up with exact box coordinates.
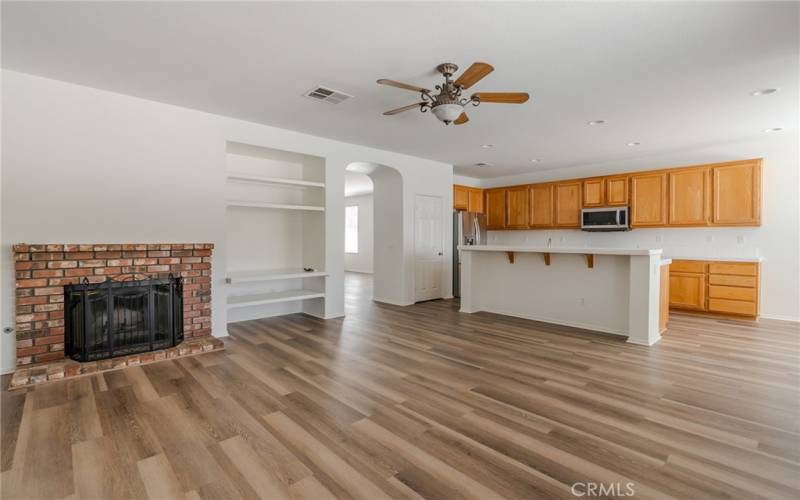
[345,205,359,254]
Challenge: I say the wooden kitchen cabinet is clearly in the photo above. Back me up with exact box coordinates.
[630,172,667,227]
[506,186,529,229]
[554,181,582,227]
[582,178,605,207]
[461,157,762,231]
[605,176,629,206]
[453,185,484,213]
[660,264,670,333]
[453,185,469,211]
[711,160,761,225]
[529,183,554,228]
[669,167,710,225]
[485,189,507,229]
[669,271,707,311]
[468,188,484,213]
[669,259,759,318]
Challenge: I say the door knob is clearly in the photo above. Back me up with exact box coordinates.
[438,252,443,256]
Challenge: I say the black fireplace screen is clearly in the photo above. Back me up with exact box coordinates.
[64,275,183,362]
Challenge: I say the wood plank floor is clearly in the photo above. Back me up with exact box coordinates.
[2,272,799,499]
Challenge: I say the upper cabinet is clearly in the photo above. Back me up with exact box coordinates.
[453,185,484,213]
[669,167,709,226]
[454,157,761,231]
[453,185,469,211]
[506,186,529,229]
[485,188,507,229]
[582,178,605,207]
[468,189,484,213]
[630,172,667,227]
[605,175,629,206]
[555,181,582,227]
[529,183,554,228]
[711,160,761,225]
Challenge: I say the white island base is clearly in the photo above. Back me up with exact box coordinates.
[459,245,665,346]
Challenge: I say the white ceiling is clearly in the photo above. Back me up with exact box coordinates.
[2,2,797,179]
[344,171,373,197]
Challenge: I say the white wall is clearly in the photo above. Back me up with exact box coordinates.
[473,133,800,321]
[344,194,373,274]
[1,70,454,373]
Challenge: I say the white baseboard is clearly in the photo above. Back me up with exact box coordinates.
[373,296,414,307]
[758,314,800,323]
[627,336,662,346]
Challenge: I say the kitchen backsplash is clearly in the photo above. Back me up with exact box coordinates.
[488,227,763,260]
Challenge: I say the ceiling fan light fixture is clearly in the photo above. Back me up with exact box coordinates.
[432,104,464,125]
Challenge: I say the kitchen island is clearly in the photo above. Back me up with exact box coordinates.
[458,245,665,345]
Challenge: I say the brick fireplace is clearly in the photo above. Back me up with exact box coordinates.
[13,243,213,367]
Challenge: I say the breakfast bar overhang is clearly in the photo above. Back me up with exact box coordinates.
[458,245,666,346]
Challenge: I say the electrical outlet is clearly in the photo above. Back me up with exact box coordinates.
[737,235,745,244]
[579,298,585,306]
[706,235,714,243]
[655,235,662,243]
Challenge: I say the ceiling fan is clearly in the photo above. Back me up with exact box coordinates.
[378,62,529,125]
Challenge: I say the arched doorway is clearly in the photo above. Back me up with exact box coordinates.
[344,162,404,306]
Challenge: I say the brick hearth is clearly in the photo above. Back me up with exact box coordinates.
[13,243,214,366]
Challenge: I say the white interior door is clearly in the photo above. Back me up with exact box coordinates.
[414,194,443,302]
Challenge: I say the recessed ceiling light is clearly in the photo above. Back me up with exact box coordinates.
[529,158,541,163]
[480,144,494,149]
[751,88,779,96]
[475,162,494,167]
[587,120,606,126]
[627,141,641,147]
[762,127,783,133]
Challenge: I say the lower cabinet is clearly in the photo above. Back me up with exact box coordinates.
[669,260,759,318]
[660,264,670,333]
[669,271,706,311]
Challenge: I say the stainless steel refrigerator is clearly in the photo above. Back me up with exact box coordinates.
[453,211,487,297]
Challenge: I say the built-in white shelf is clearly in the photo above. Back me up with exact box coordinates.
[226,268,328,284]
[226,173,325,189]
[227,289,325,309]
[226,200,325,211]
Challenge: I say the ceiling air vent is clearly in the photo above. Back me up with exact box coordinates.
[303,85,353,104]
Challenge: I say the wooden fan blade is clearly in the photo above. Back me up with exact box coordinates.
[383,102,423,115]
[454,112,469,125]
[454,62,494,90]
[377,79,431,93]
[472,92,530,104]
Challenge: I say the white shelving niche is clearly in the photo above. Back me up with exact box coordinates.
[225,141,326,322]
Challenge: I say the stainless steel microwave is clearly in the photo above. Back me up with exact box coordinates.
[581,207,629,231]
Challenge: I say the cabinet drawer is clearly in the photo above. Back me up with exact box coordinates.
[708,298,756,316]
[708,262,758,276]
[709,285,757,302]
[670,260,706,273]
[708,274,757,287]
